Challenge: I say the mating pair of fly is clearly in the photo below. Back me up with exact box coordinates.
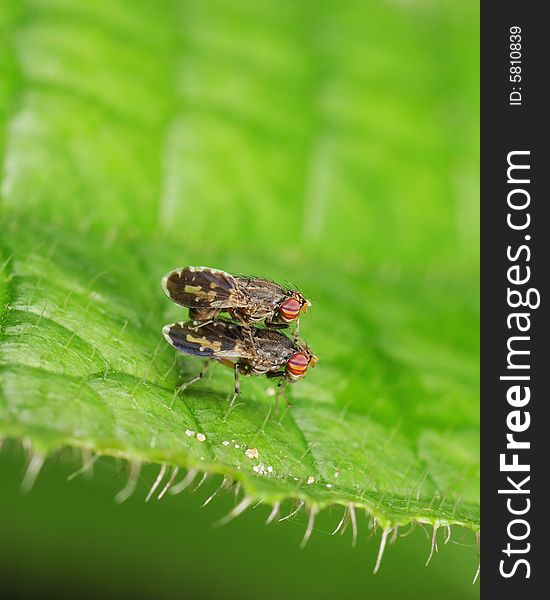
[161,266,317,407]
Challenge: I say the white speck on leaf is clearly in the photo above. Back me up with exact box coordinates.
[253,463,268,475]
[245,448,259,459]
[326,483,333,489]
[196,433,206,442]
[185,429,195,437]
[307,476,315,485]
[235,444,240,449]
[222,441,230,447]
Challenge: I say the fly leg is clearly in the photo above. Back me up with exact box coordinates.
[228,363,241,408]
[191,319,214,330]
[189,309,221,329]
[174,359,211,401]
[229,308,251,327]
[294,317,300,339]
[266,372,289,415]
[277,379,291,411]
[244,326,255,349]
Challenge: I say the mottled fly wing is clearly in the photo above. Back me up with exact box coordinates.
[250,326,297,361]
[233,277,287,307]
[162,320,254,360]
[162,267,244,309]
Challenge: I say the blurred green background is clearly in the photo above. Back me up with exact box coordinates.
[0,0,479,598]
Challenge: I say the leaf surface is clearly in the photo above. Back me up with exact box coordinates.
[0,0,479,532]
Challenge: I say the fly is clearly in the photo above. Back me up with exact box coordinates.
[162,319,317,409]
[162,266,310,335]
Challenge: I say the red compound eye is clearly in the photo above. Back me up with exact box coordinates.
[280,297,302,321]
[287,352,309,377]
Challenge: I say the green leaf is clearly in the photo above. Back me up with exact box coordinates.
[0,0,479,536]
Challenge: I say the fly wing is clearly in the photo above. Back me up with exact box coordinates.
[234,277,288,311]
[162,320,254,360]
[250,327,296,370]
[162,267,243,309]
